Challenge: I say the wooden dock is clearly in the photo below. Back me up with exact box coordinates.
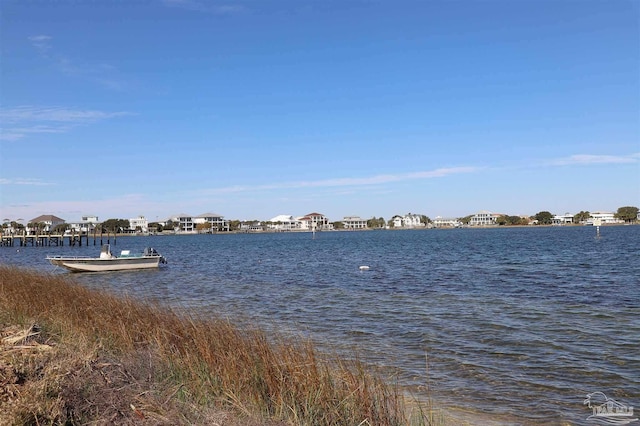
[0,233,117,247]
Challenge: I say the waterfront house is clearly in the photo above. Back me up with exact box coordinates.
[342,216,368,229]
[433,216,462,228]
[298,213,330,231]
[240,221,264,232]
[129,215,149,233]
[67,215,100,234]
[268,215,302,231]
[586,211,623,225]
[392,213,424,228]
[167,213,195,233]
[28,214,66,233]
[552,213,574,225]
[469,211,501,226]
[194,213,230,232]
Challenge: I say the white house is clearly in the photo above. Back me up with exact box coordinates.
[28,214,66,233]
[129,215,149,233]
[552,213,574,225]
[469,211,501,226]
[586,211,623,225]
[194,212,229,232]
[433,216,461,228]
[392,213,424,228]
[342,216,367,229]
[167,213,195,233]
[68,215,100,233]
[268,215,301,231]
[298,212,330,231]
[240,221,264,232]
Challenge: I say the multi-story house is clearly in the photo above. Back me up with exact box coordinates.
[268,215,302,231]
[68,215,99,233]
[129,215,149,233]
[28,214,66,233]
[433,216,462,228]
[298,212,330,231]
[240,221,264,232]
[469,211,500,226]
[342,216,367,229]
[586,211,623,225]
[194,213,230,232]
[552,213,574,225]
[391,213,424,228]
[166,214,195,233]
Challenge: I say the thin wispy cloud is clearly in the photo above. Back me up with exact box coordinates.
[0,106,132,141]
[198,166,481,195]
[194,152,639,198]
[0,125,68,141]
[549,153,640,166]
[162,0,247,14]
[0,178,54,186]
[28,35,52,53]
[26,35,128,91]
[0,106,131,123]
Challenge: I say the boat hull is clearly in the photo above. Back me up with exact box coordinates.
[48,256,162,272]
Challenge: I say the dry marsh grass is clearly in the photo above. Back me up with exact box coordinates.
[0,265,451,425]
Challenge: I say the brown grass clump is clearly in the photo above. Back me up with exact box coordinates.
[0,266,417,425]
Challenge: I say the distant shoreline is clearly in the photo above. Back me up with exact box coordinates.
[2,222,636,241]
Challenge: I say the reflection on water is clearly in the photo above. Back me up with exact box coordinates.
[2,226,639,424]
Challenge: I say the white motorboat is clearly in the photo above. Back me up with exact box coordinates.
[47,244,166,272]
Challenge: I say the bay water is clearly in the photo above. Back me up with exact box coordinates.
[2,225,638,425]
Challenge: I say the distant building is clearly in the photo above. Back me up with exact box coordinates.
[392,213,424,228]
[240,221,263,232]
[28,214,66,233]
[298,212,330,231]
[586,211,623,225]
[166,213,195,233]
[469,211,500,226]
[160,212,230,233]
[552,213,574,225]
[194,213,229,232]
[268,215,301,231]
[342,216,367,229]
[433,216,461,228]
[129,215,149,233]
[68,215,99,233]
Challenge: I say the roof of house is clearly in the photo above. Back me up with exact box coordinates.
[195,212,224,218]
[169,213,192,219]
[30,214,65,223]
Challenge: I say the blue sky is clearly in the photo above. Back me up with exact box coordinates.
[1,0,638,223]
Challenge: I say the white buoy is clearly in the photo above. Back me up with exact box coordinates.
[359,265,370,271]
